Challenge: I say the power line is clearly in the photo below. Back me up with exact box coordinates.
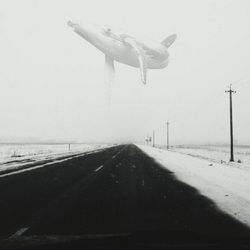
[231,75,250,88]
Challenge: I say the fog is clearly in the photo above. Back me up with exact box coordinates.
[1,0,250,145]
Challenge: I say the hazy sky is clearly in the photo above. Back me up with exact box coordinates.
[1,0,250,144]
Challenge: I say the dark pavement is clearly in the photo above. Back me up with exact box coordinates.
[0,144,249,246]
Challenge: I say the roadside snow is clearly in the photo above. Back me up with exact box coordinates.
[137,144,250,228]
[172,145,250,171]
[0,143,110,174]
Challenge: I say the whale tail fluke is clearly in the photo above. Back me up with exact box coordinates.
[161,34,177,48]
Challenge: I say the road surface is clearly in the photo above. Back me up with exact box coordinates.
[0,144,249,245]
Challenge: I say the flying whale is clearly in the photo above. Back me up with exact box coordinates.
[68,20,176,84]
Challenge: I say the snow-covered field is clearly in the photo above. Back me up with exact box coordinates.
[172,145,250,170]
[0,143,110,174]
[137,144,250,228]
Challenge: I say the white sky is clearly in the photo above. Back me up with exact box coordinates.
[0,0,250,144]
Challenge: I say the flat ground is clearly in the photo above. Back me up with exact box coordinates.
[0,144,249,248]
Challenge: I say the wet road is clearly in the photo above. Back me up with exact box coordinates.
[0,144,249,242]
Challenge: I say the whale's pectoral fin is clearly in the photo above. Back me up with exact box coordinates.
[105,54,115,83]
[137,53,147,85]
[123,37,147,84]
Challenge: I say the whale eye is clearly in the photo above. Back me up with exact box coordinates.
[102,27,112,36]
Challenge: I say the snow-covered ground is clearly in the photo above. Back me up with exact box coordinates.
[0,143,110,174]
[137,144,250,228]
[172,145,250,170]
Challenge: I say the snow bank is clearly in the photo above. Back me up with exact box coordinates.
[0,143,110,174]
[137,144,250,228]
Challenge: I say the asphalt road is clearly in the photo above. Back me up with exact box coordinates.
[0,144,249,243]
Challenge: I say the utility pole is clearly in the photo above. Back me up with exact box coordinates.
[166,121,170,150]
[225,85,236,162]
[153,130,155,147]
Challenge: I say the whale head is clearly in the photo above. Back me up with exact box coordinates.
[68,20,126,56]
[67,20,106,45]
